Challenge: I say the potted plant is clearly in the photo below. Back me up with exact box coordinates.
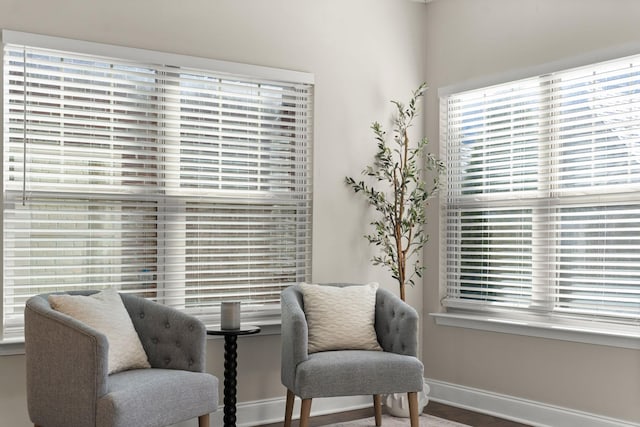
[345,82,444,302]
[345,83,444,417]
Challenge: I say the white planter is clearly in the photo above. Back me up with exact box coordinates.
[384,380,430,418]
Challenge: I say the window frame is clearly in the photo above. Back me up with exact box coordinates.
[1,30,314,344]
[437,44,640,349]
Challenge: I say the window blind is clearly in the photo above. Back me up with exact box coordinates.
[2,32,313,341]
[441,54,640,328]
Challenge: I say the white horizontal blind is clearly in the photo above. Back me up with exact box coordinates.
[2,37,313,341]
[441,54,640,326]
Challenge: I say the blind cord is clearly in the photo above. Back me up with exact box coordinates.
[22,47,27,206]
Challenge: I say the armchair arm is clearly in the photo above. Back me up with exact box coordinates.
[280,285,309,390]
[25,295,108,427]
[374,288,419,356]
[120,294,207,372]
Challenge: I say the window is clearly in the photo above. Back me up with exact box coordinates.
[1,31,313,342]
[440,53,640,335]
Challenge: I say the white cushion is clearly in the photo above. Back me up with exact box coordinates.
[300,283,382,353]
[49,288,150,374]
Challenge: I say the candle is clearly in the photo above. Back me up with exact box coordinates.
[221,301,241,330]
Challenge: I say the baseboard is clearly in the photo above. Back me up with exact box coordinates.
[427,378,640,427]
[193,379,639,427]
[212,394,372,427]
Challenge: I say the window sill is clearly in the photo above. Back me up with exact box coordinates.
[430,312,640,350]
[0,341,25,356]
[2,323,282,356]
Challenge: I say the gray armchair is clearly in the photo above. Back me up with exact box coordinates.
[281,283,424,427]
[25,291,218,427]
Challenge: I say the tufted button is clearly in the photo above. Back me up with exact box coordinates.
[175,341,181,348]
[139,312,145,319]
[152,338,159,344]
[165,322,171,329]
[164,358,171,365]
[188,358,194,366]
[188,324,194,332]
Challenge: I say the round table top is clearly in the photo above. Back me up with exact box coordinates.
[207,325,261,336]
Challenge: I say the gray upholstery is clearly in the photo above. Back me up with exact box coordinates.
[281,283,424,400]
[25,290,218,427]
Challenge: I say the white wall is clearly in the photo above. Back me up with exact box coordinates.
[0,0,427,426]
[422,0,640,424]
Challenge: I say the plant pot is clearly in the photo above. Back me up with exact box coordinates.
[383,380,430,418]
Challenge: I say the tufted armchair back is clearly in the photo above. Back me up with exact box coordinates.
[120,293,207,372]
[374,287,419,356]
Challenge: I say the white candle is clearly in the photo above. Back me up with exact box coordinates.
[221,301,241,330]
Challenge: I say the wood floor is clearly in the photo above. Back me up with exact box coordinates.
[425,401,531,426]
[257,401,532,427]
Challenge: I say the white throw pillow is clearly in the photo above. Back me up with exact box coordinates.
[48,288,151,374]
[300,282,382,353]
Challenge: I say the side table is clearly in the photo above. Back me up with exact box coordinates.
[207,325,261,427]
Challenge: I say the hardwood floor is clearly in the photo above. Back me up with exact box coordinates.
[425,401,531,426]
[257,401,531,427]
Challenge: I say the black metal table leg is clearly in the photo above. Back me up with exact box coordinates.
[207,325,261,427]
[223,334,238,427]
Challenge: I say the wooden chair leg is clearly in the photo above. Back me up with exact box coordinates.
[300,398,312,427]
[408,392,419,427]
[198,413,210,427]
[284,389,295,427]
[373,394,382,426]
